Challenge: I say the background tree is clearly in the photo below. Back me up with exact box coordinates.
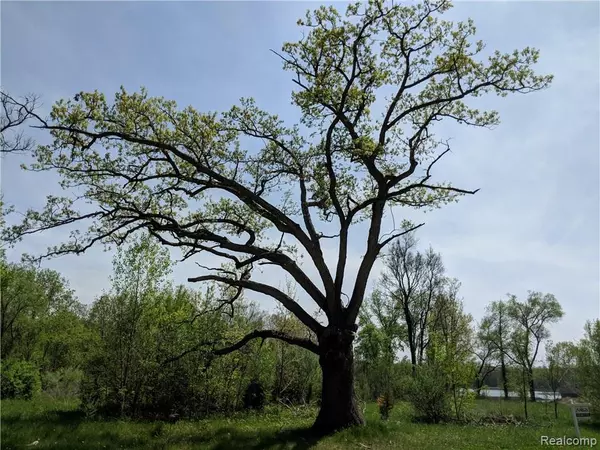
[354,289,407,414]
[426,278,475,420]
[481,300,513,399]
[355,311,388,401]
[1,261,49,360]
[82,233,174,416]
[81,234,261,418]
[267,307,321,406]
[0,255,92,400]
[506,292,564,402]
[505,364,530,420]
[362,290,406,369]
[576,320,600,420]
[1,0,552,432]
[473,319,499,397]
[545,340,576,419]
[380,233,445,374]
[0,258,89,369]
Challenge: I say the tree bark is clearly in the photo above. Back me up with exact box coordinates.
[313,326,364,433]
[409,342,417,377]
[475,378,483,397]
[528,367,536,402]
[405,315,417,376]
[500,355,509,399]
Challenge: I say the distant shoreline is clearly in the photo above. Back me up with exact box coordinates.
[474,388,564,402]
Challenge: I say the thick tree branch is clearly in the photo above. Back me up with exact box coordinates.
[345,195,387,325]
[215,329,319,355]
[187,274,323,334]
[161,328,319,366]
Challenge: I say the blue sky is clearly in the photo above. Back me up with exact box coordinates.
[1,1,599,348]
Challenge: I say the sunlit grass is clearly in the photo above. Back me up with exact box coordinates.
[1,396,599,449]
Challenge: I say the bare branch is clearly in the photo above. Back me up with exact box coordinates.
[0,91,40,153]
[378,222,426,250]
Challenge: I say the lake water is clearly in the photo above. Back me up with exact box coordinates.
[476,388,561,402]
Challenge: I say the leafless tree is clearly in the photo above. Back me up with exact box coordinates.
[380,232,445,374]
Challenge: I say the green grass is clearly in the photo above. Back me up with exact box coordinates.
[1,396,599,449]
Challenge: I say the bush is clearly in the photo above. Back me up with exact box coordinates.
[405,364,450,423]
[377,392,394,421]
[578,320,600,422]
[42,368,83,398]
[1,360,42,400]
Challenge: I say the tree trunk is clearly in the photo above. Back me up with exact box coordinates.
[500,355,509,399]
[475,378,483,397]
[522,368,528,420]
[313,326,364,433]
[406,316,417,376]
[528,368,536,402]
[410,344,417,376]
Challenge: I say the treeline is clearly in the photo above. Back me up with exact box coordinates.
[1,235,320,419]
[1,232,599,425]
[354,233,600,422]
[467,366,578,395]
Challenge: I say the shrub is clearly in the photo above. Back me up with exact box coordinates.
[577,320,600,422]
[450,385,476,421]
[0,360,42,400]
[405,364,450,423]
[377,391,394,421]
[42,368,83,398]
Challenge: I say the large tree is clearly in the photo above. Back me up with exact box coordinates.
[1,0,551,432]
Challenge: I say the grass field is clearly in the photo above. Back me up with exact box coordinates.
[1,396,599,449]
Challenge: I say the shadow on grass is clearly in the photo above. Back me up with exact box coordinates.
[2,409,324,450]
[3,425,323,450]
[581,422,600,432]
[1,407,86,427]
[171,425,324,450]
